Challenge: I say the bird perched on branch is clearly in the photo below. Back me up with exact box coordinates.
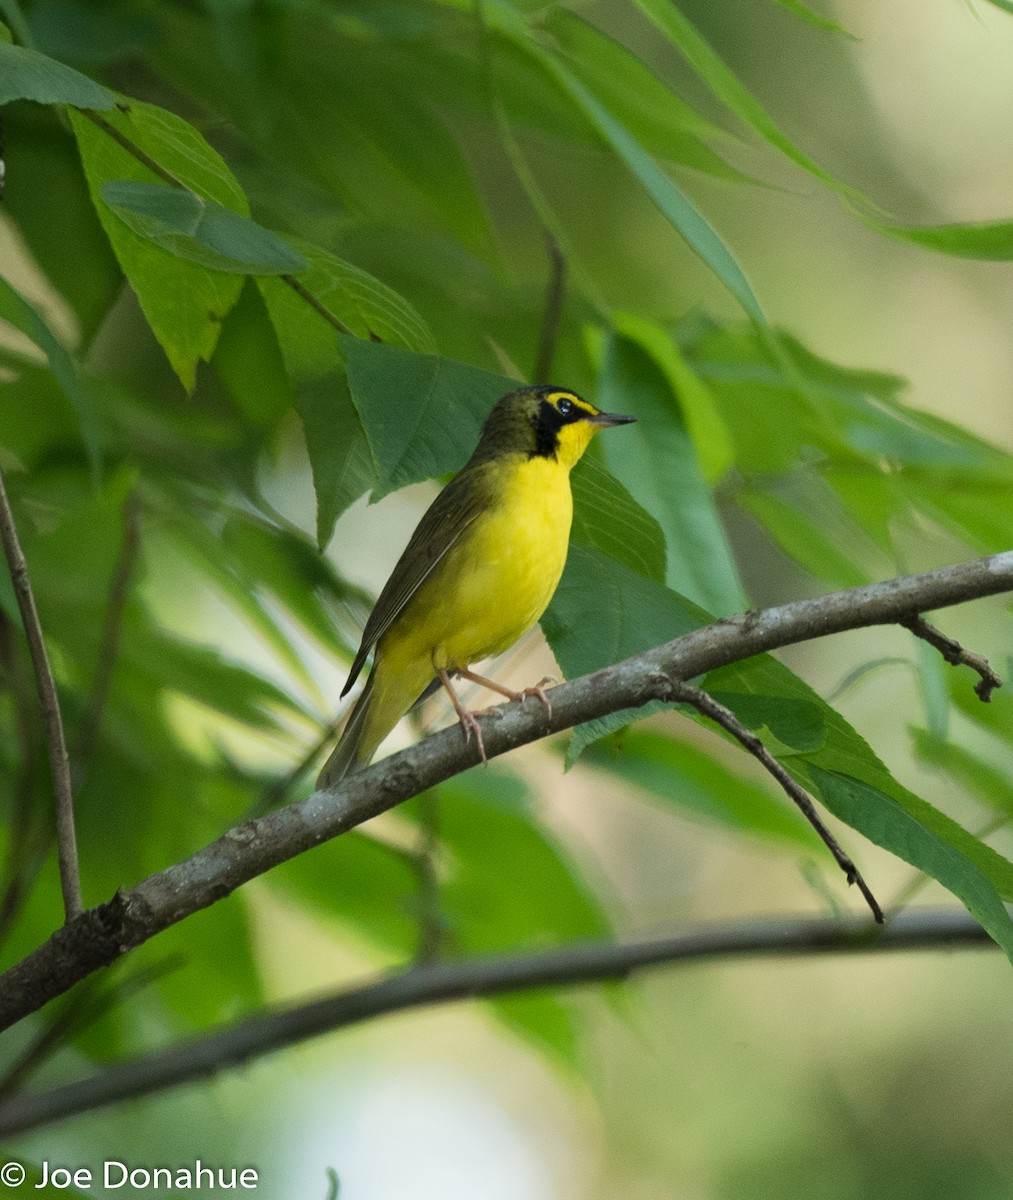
[318,385,635,787]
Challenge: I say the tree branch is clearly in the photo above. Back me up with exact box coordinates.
[0,906,992,1136]
[0,553,1010,1032]
[0,611,44,948]
[0,467,82,922]
[670,682,884,922]
[901,613,1003,701]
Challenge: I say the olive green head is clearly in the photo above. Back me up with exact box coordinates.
[469,386,636,471]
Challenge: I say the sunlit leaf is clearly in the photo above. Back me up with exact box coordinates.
[70,102,249,390]
[771,0,856,36]
[869,216,1013,260]
[259,240,436,355]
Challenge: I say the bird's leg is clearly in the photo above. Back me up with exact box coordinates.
[456,668,556,718]
[437,667,488,764]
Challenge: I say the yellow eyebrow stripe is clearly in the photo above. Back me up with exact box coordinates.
[546,390,596,415]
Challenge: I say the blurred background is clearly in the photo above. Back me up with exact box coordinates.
[4,0,1013,1197]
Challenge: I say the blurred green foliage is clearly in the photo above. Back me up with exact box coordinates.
[1,0,1013,1190]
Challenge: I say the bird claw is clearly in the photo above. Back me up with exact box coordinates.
[458,708,488,765]
[519,676,555,717]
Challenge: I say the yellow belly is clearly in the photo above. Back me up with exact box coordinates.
[379,455,573,674]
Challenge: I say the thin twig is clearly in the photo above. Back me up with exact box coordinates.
[669,682,884,923]
[83,110,182,186]
[279,274,355,337]
[901,614,1003,701]
[0,612,43,946]
[73,491,141,784]
[0,468,81,922]
[532,233,566,382]
[0,906,991,1135]
[82,111,355,339]
[1,553,1012,1032]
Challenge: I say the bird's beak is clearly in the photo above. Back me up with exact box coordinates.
[589,411,636,427]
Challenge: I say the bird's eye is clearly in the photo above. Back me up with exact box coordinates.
[557,398,574,416]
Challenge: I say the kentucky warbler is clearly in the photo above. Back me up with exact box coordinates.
[318,386,635,786]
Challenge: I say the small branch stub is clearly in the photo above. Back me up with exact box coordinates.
[668,680,885,924]
[901,614,1003,702]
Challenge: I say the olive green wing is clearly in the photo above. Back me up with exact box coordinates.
[340,468,488,697]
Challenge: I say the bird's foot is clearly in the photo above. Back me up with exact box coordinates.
[457,707,488,764]
[456,668,556,717]
[517,675,556,717]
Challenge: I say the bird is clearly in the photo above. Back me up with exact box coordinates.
[317,385,636,787]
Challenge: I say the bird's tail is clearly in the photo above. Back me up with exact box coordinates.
[317,659,431,788]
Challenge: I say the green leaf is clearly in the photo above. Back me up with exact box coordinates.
[540,54,769,328]
[431,768,612,954]
[296,374,376,550]
[341,337,514,497]
[867,216,1013,261]
[211,279,293,429]
[912,729,1013,819]
[153,894,264,1025]
[275,29,494,258]
[0,275,101,478]
[258,246,432,542]
[544,9,753,182]
[597,320,746,614]
[488,992,583,1066]
[423,768,611,1063]
[584,728,819,848]
[270,831,420,957]
[258,238,435,358]
[69,102,249,390]
[771,0,856,36]
[546,548,1013,924]
[614,313,735,482]
[543,545,704,760]
[220,511,358,657]
[101,180,307,274]
[135,629,313,731]
[810,768,1013,962]
[570,457,667,584]
[739,486,873,588]
[0,39,115,107]
[149,515,322,697]
[632,0,860,200]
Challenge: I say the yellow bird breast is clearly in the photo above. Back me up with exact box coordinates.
[385,455,573,675]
